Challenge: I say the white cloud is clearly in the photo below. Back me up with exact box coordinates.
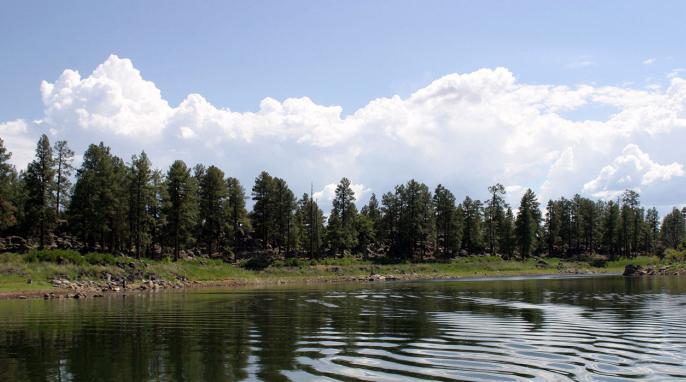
[40,55,171,137]
[668,68,686,79]
[3,55,686,212]
[313,182,370,206]
[583,144,684,199]
[0,119,36,169]
[643,58,656,65]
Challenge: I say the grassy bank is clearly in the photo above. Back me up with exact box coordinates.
[0,249,669,296]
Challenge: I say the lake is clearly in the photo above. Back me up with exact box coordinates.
[1,275,685,381]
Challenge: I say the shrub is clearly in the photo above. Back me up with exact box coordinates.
[275,257,305,267]
[665,248,686,263]
[84,252,119,266]
[242,256,272,270]
[25,249,85,265]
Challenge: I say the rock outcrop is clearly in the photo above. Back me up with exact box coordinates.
[623,264,686,276]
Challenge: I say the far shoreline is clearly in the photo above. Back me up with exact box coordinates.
[0,268,628,300]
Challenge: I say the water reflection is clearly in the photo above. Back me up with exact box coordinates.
[1,276,686,381]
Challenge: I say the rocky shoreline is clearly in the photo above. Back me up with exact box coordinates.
[623,264,686,276]
[6,273,413,300]
[6,263,684,301]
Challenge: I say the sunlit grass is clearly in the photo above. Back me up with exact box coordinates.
[0,250,680,294]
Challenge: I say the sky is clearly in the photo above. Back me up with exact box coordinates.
[1,1,686,212]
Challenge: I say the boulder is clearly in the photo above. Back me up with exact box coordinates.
[368,274,386,282]
[623,264,641,276]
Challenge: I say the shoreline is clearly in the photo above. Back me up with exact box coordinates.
[0,268,624,300]
[2,251,677,300]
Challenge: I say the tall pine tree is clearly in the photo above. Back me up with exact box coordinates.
[163,160,198,261]
[24,134,56,248]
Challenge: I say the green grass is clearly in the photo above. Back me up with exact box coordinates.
[25,249,120,266]
[605,256,660,270]
[0,250,680,294]
[144,258,256,281]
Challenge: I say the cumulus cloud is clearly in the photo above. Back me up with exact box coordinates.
[583,144,684,199]
[643,58,656,65]
[3,54,686,212]
[313,182,370,206]
[0,119,37,169]
[40,56,171,137]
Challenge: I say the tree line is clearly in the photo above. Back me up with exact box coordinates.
[1,135,685,261]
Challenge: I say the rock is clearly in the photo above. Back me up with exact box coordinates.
[93,294,104,298]
[623,264,641,276]
[368,274,386,282]
[18,295,27,299]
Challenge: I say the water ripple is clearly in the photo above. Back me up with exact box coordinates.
[1,276,686,381]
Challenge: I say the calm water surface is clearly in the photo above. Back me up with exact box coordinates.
[1,275,686,381]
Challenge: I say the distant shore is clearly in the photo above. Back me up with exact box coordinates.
[1,251,666,300]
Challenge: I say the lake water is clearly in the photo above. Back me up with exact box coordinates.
[1,275,686,381]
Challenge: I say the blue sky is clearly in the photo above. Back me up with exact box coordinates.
[1,1,686,211]
[3,1,685,119]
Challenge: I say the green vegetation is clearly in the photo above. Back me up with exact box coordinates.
[2,247,680,295]
[1,135,686,283]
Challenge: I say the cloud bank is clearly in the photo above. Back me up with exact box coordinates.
[4,55,686,211]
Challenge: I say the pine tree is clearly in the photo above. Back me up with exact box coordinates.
[272,177,296,256]
[544,200,561,256]
[602,200,620,259]
[297,193,325,259]
[484,183,506,255]
[500,207,516,259]
[163,160,198,261]
[0,138,17,231]
[225,177,248,258]
[461,196,483,255]
[360,193,382,241]
[380,190,400,252]
[645,207,660,254]
[396,180,434,260]
[69,143,126,251]
[515,189,541,258]
[148,169,166,255]
[251,171,275,248]
[128,151,154,258]
[198,165,227,256]
[328,177,358,255]
[109,156,130,251]
[620,190,641,257]
[53,140,74,217]
[433,184,460,258]
[661,208,685,249]
[24,134,56,248]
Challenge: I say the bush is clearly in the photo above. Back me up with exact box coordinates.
[665,248,686,263]
[84,252,119,266]
[24,250,122,266]
[25,249,85,265]
[242,256,272,270]
[274,257,306,267]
